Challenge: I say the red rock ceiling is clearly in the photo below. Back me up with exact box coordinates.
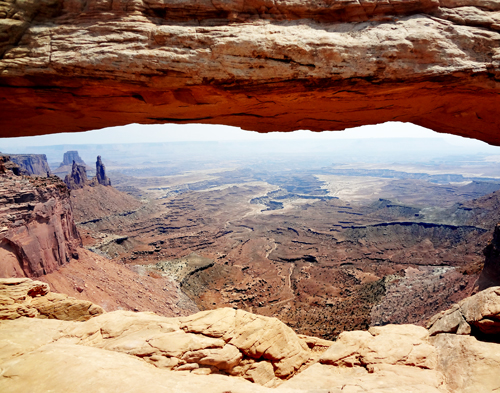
[0,0,499,144]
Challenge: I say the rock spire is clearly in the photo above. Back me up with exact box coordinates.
[64,161,89,190]
[64,156,111,190]
[94,156,111,186]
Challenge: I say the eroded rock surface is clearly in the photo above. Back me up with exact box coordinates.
[427,286,500,339]
[1,281,500,392]
[431,334,500,393]
[0,277,103,320]
[0,0,499,143]
[64,160,89,190]
[0,168,81,277]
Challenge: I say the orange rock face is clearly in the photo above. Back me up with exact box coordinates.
[0,0,499,143]
[0,174,81,278]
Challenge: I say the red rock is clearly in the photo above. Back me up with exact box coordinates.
[0,167,81,278]
[0,0,499,143]
[64,161,89,190]
[90,156,111,187]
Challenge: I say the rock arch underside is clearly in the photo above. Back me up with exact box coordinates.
[0,0,500,143]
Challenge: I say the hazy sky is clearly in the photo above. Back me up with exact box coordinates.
[0,121,492,149]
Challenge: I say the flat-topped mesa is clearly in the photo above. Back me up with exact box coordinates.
[64,160,89,190]
[0,0,500,144]
[9,155,51,177]
[60,151,86,168]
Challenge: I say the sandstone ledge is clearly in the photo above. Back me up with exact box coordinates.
[1,279,500,392]
[0,277,103,321]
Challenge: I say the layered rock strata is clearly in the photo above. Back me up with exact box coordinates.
[0,278,499,392]
[0,0,500,143]
[0,168,81,277]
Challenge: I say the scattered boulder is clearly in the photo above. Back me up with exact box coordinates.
[427,286,500,338]
[0,278,103,321]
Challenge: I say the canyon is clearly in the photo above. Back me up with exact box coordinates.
[4,140,492,340]
[1,132,500,390]
[1,0,500,388]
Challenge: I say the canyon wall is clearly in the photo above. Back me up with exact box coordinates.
[9,154,51,177]
[0,165,81,278]
[0,0,499,143]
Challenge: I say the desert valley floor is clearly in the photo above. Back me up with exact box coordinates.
[14,137,497,339]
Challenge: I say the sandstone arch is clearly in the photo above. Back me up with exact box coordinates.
[0,0,499,144]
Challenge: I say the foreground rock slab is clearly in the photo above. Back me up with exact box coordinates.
[1,280,500,392]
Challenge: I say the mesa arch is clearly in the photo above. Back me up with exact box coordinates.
[0,0,499,144]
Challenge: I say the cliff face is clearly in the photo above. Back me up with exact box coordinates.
[476,223,500,291]
[0,0,499,143]
[9,154,51,177]
[0,171,82,278]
